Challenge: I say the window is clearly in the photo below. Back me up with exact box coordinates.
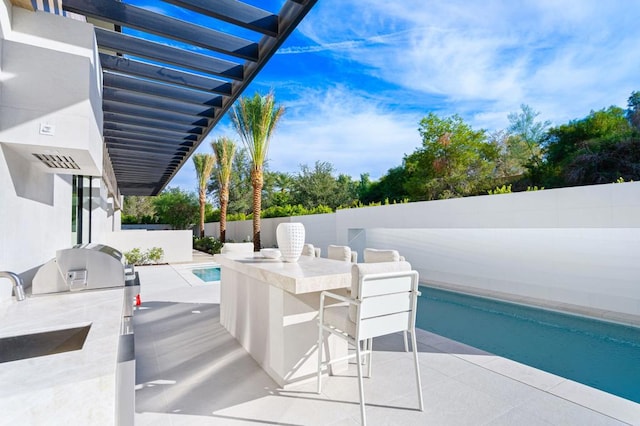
[71,175,92,245]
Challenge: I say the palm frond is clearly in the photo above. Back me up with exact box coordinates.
[229,91,284,168]
[192,153,216,193]
[211,137,236,185]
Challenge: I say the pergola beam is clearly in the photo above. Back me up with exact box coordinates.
[161,0,279,37]
[99,54,233,96]
[95,28,244,81]
[64,0,259,61]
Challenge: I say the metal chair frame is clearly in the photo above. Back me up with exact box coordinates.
[317,270,424,425]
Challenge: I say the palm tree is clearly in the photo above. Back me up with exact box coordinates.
[192,153,216,238]
[211,137,236,243]
[229,92,284,251]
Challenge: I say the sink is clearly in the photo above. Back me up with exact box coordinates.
[0,324,91,363]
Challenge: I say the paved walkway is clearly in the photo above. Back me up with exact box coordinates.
[132,256,640,425]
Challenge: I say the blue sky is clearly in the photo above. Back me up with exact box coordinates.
[165,0,640,194]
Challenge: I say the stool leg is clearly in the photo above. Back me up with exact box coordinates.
[356,340,367,425]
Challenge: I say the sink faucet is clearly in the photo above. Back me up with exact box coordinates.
[0,271,26,301]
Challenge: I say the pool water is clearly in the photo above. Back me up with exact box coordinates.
[191,267,221,282]
[416,287,640,403]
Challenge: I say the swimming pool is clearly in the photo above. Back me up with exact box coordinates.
[416,287,640,403]
[191,266,221,283]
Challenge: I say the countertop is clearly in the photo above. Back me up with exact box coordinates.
[0,288,125,426]
[214,253,353,294]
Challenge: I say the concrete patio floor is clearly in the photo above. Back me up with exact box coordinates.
[132,255,640,425]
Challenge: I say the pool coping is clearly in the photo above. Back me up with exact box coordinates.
[422,330,640,424]
[419,282,640,424]
[422,280,640,328]
[170,262,220,286]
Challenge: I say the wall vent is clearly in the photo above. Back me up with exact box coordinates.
[33,153,80,170]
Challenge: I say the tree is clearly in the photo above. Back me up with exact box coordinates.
[403,113,497,200]
[506,104,550,179]
[507,105,550,158]
[543,106,635,187]
[334,173,359,208]
[192,153,216,237]
[229,92,284,251]
[627,90,640,131]
[209,147,252,215]
[356,173,372,201]
[263,171,294,209]
[211,137,236,243]
[152,187,199,230]
[291,161,338,209]
[359,167,410,204]
[290,161,357,210]
[489,130,518,179]
[564,139,640,185]
[122,195,156,223]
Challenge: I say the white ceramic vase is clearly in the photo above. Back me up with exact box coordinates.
[276,222,305,262]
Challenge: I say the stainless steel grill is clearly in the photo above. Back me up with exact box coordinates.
[33,243,137,295]
[33,243,139,425]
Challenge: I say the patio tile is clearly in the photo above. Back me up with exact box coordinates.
[416,343,480,378]
[481,356,566,391]
[325,417,361,426]
[136,411,276,425]
[547,380,640,425]
[213,394,360,425]
[515,391,629,425]
[429,338,497,366]
[414,328,454,346]
[485,407,554,425]
[317,353,448,408]
[366,376,513,426]
[134,264,638,425]
[450,364,542,407]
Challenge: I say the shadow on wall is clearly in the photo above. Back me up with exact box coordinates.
[2,144,54,205]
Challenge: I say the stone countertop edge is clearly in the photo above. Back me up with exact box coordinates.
[0,287,125,425]
[214,253,352,294]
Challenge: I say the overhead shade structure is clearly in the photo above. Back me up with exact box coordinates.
[49,0,317,195]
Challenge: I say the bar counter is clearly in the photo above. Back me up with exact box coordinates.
[214,253,351,386]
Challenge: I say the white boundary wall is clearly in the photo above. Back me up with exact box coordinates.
[366,228,640,317]
[207,182,640,316]
[106,230,192,264]
[204,214,337,251]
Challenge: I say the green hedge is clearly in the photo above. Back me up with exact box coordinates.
[193,236,223,255]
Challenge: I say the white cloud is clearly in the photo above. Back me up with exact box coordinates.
[169,0,640,191]
[170,88,421,192]
[267,86,421,179]
[296,0,640,128]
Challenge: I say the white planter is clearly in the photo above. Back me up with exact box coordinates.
[276,222,305,262]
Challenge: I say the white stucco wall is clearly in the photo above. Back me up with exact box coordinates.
[91,179,114,244]
[366,228,640,317]
[334,181,640,235]
[0,5,114,295]
[295,213,337,253]
[0,6,102,176]
[213,182,640,247]
[0,0,8,49]
[0,148,118,292]
[0,146,73,277]
[106,230,193,263]
[205,214,336,251]
[345,182,640,317]
[204,217,287,247]
[205,182,640,316]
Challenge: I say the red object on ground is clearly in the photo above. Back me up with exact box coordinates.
[135,294,141,306]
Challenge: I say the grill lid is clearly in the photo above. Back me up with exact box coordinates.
[33,244,127,295]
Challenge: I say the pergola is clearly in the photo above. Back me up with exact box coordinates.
[25,0,316,195]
